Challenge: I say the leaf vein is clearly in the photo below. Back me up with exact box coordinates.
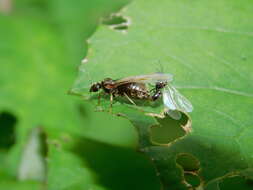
[176,85,253,97]
[157,25,253,37]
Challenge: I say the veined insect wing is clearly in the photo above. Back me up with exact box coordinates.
[162,87,177,110]
[173,85,193,112]
[165,109,182,120]
[162,84,193,119]
[115,73,173,86]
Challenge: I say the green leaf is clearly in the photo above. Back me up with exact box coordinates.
[0,13,98,188]
[219,176,253,190]
[0,180,42,190]
[71,0,253,189]
[1,1,161,189]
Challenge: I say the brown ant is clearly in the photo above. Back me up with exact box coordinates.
[89,74,172,107]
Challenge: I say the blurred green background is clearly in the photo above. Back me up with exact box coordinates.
[0,0,161,189]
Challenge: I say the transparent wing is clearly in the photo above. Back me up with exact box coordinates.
[162,84,193,113]
[166,110,182,120]
[115,73,173,87]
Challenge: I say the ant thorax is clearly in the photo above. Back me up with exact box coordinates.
[101,78,116,93]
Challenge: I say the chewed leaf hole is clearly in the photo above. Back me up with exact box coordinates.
[176,153,201,188]
[150,113,189,145]
[102,14,129,31]
[184,172,201,188]
[0,111,17,150]
[102,15,127,25]
[176,153,200,172]
[113,25,128,30]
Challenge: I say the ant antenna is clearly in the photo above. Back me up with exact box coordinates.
[153,59,165,73]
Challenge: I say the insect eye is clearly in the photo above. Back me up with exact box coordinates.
[90,83,101,92]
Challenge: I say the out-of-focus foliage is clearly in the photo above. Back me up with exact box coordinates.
[2,0,253,189]
[0,0,161,189]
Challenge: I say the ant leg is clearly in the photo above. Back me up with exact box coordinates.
[149,88,156,93]
[97,92,101,106]
[151,91,162,101]
[97,91,106,106]
[109,93,113,112]
[149,84,157,93]
[124,93,136,105]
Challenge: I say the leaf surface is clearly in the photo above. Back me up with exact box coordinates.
[72,0,253,189]
[1,1,160,190]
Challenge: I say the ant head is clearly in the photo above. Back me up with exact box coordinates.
[90,82,102,92]
[101,78,115,90]
[156,81,167,90]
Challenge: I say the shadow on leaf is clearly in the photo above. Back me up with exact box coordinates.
[70,137,160,190]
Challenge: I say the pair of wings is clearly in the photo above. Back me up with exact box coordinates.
[114,73,193,116]
[162,84,193,120]
[114,73,173,87]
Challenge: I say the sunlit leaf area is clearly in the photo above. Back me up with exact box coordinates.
[1,0,253,189]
